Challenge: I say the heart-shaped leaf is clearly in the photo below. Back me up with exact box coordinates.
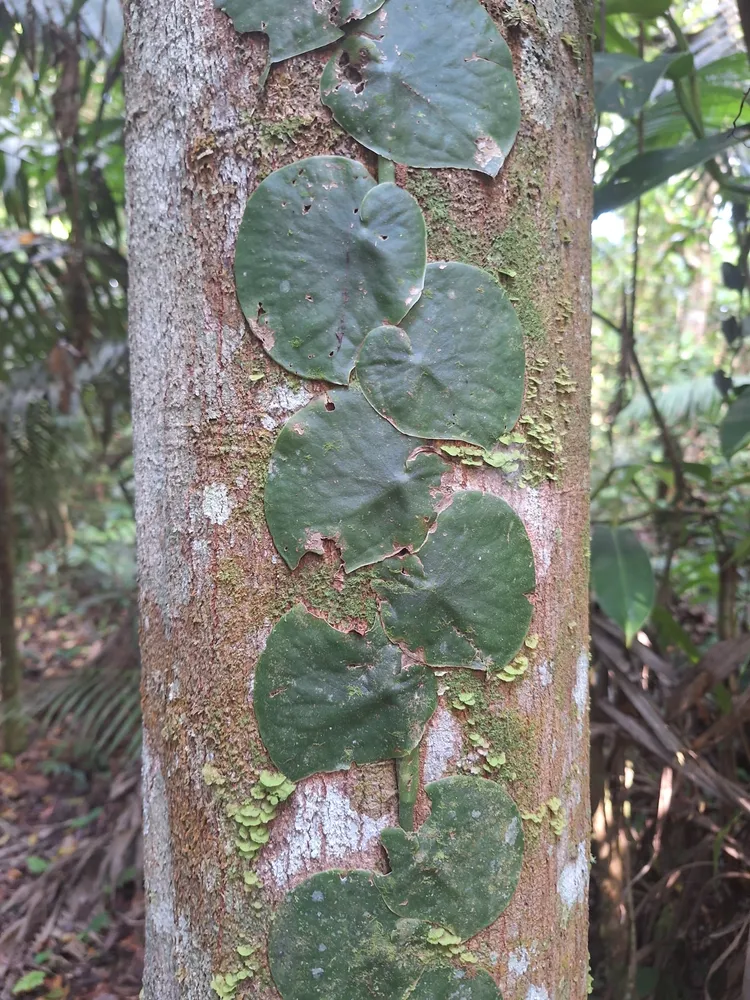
[590,525,655,645]
[215,0,385,64]
[320,0,520,176]
[378,776,524,941]
[254,605,437,781]
[374,491,535,669]
[410,968,502,1000]
[265,387,446,572]
[269,870,425,1000]
[358,262,525,449]
[235,157,427,384]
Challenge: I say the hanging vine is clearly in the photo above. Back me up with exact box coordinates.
[212,0,533,997]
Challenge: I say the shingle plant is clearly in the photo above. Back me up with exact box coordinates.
[215,0,533,996]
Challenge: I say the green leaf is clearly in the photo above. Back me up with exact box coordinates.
[374,492,535,669]
[378,776,523,941]
[265,387,446,572]
[410,968,502,1000]
[254,605,437,781]
[590,525,655,646]
[358,263,525,450]
[268,870,425,1000]
[595,128,750,216]
[720,391,750,460]
[11,971,46,995]
[595,52,693,118]
[215,0,385,64]
[320,0,520,176]
[25,856,49,875]
[235,157,427,384]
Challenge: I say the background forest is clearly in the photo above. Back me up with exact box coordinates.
[0,0,748,997]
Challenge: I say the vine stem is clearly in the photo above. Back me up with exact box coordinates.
[378,156,396,184]
[397,746,420,832]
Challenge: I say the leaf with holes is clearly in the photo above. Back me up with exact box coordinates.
[269,870,425,1000]
[265,387,445,572]
[590,525,655,646]
[358,262,524,449]
[215,0,385,65]
[720,390,750,460]
[254,605,437,781]
[378,776,524,941]
[410,968,503,1000]
[374,492,535,669]
[235,157,426,384]
[320,0,520,175]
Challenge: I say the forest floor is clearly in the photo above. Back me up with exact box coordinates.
[0,585,143,1000]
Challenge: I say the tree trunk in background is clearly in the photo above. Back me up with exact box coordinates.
[0,420,23,754]
[125,2,593,998]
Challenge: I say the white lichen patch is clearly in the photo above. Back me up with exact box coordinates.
[257,382,313,430]
[573,649,589,726]
[557,840,588,911]
[537,659,553,687]
[505,815,521,846]
[525,986,551,1000]
[262,780,391,890]
[202,483,233,525]
[423,706,463,782]
[508,947,530,979]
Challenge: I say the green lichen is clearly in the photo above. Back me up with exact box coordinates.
[227,771,296,864]
[210,944,262,999]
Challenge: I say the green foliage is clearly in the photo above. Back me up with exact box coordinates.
[214,0,384,64]
[235,157,426,384]
[408,967,502,1000]
[375,492,535,669]
[264,387,445,572]
[254,605,437,781]
[591,526,655,646]
[379,776,523,940]
[11,971,46,995]
[321,0,520,176]
[268,869,425,1000]
[720,390,750,460]
[358,262,525,450]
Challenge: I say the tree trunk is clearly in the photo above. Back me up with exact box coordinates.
[125,2,593,998]
[0,420,23,754]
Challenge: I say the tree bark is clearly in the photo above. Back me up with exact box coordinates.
[124,2,594,998]
[0,420,23,754]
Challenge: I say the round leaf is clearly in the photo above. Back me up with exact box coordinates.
[358,262,525,449]
[265,387,446,572]
[235,157,427,384]
[590,525,655,646]
[410,968,503,1000]
[254,605,437,781]
[320,0,520,175]
[374,492,535,669]
[720,390,750,460]
[215,0,385,64]
[378,776,524,941]
[269,870,424,1000]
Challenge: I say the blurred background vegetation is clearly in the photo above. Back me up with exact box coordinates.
[0,0,749,997]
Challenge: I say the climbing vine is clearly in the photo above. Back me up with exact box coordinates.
[213,0,535,996]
